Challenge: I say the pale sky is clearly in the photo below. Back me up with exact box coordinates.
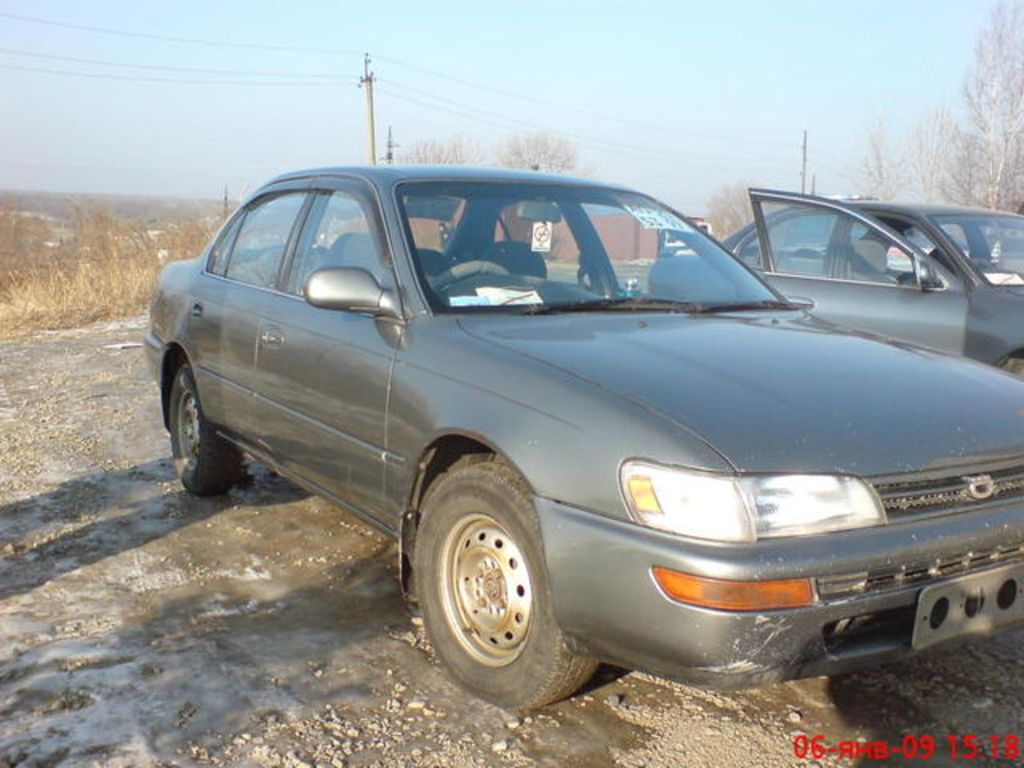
[0,1,996,213]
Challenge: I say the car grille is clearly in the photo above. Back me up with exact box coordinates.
[817,542,1024,599]
[871,463,1024,520]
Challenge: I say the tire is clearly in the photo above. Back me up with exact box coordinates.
[414,458,597,710]
[168,366,244,496]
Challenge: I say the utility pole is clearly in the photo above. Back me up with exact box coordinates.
[360,53,377,165]
[222,186,229,221]
[384,126,398,164]
[800,129,808,194]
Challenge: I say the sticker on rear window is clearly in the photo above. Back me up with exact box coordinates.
[623,204,691,231]
[531,221,553,252]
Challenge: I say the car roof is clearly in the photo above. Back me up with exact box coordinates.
[267,164,621,190]
[845,200,1022,218]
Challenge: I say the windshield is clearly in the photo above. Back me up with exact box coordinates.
[398,181,779,313]
[931,213,1024,286]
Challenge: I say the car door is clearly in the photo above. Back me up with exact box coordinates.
[203,184,311,442]
[749,190,968,355]
[253,178,401,524]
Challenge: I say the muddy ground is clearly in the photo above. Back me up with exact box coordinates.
[1,317,1022,768]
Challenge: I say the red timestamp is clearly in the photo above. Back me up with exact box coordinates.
[793,733,1022,761]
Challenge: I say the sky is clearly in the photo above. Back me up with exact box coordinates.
[0,1,998,213]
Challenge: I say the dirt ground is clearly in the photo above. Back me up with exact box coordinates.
[1,317,1023,768]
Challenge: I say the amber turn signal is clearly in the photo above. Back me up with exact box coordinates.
[652,566,815,611]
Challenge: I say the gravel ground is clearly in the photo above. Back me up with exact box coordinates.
[1,317,1023,768]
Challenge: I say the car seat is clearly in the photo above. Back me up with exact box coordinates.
[480,241,547,279]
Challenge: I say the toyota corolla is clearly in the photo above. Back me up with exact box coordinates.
[146,167,1024,710]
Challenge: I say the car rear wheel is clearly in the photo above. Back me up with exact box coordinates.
[169,366,244,495]
[414,458,597,710]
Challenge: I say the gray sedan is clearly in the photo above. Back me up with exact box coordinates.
[723,190,1024,372]
[146,167,1024,710]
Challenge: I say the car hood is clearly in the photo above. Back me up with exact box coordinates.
[457,312,1024,477]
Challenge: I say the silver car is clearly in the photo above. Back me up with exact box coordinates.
[147,167,1024,710]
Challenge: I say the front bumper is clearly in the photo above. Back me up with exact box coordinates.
[536,497,1024,688]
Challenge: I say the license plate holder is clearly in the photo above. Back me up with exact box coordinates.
[912,563,1024,650]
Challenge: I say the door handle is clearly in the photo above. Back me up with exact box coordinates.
[259,327,284,347]
[191,301,204,318]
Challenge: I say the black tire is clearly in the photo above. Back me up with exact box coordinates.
[168,366,244,495]
[414,458,597,710]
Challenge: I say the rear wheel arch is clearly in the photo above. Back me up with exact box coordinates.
[399,433,532,600]
[160,343,192,429]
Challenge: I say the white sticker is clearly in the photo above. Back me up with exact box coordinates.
[449,295,492,307]
[531,221,553,252]
[985,271,1024,286]
[476,287,543,305]
[623,204,691,231]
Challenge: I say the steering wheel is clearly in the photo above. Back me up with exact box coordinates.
[432,260,510,291]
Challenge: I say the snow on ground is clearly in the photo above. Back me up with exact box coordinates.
[1,320,1022,767]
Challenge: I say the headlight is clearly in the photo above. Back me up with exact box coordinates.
[620,461,885,542]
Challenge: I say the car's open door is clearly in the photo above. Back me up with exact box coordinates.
[748,189,968,355]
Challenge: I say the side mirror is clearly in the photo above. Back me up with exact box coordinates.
[916,258,944,292]
[785,295,815,311]
[305,267,401,319]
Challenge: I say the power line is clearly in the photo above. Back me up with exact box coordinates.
[375,55,797,148]
[0,62,353,86]
[376,85,792,174]
[0,10,800,149]
[0,46,349,79]
[0,10,362,55]
[378,82,794,169]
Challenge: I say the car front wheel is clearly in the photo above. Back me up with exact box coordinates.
[414,458,597,710]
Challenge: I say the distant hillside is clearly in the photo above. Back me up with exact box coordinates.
[0,189,223,224]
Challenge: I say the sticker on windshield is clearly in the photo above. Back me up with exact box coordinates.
[984,271,1024,286]
[623,204,691,231]
[448,295,492,307]
[531,221,553,252]
[476,287,543,305]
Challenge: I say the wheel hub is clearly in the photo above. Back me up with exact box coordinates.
[441,514,532,666]
[177,392,201,467]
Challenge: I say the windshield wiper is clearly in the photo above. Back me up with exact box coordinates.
[522,297,699,315]
[687,299,799,314]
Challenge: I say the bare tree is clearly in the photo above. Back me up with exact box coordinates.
[906,107,957,202]
[705,183,753,237]
[400,134,485,165]
[497,132,578,173]
[861,117,905,200]
[947,0,1024,209]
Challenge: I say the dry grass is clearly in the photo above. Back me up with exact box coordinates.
[0,206,213,339]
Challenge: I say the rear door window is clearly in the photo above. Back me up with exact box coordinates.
[285,191,392,295]
[224,193,307,289]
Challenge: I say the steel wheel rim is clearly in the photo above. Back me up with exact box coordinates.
[439,513,533,667]
[176,391,201,469]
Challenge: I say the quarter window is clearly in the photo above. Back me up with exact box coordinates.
[224,193,306,289]
[286,191,389,295]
